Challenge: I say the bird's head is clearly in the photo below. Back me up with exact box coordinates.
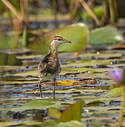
[51,35,71,48]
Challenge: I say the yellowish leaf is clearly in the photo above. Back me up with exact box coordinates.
[59,101,84,122]
[48,108,61,119]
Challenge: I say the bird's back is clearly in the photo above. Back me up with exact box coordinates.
[38,53,60,81]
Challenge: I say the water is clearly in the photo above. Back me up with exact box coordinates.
[0,49,125,126]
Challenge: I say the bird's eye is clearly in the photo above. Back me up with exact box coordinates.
[58,39,62,41]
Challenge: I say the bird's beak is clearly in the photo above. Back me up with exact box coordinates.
[64,39,71,43]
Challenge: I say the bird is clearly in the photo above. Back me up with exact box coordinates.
[38,35,71,99]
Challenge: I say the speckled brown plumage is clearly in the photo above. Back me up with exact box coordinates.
[38,35,71,99]
[38,53,60,78]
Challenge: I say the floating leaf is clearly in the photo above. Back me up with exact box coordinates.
[28,23,89,54]
[57,80,76,86]
[13,70,37,77]
[58,100,84,122]
[90,26,123,45]
[48,108,61,119]
[21,100,54,110]
[86,100,105,106]
[106,87,121,97]
[57,120,85,127]
[32,120,57,127]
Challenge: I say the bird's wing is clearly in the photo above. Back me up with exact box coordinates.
[38,61,47,74]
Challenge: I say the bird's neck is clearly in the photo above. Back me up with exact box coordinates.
[49,44,58,57]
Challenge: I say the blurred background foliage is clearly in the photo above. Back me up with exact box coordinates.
[0,0,124,54]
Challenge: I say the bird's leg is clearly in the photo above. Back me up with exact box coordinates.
[38,80,42,98]
[53,78,56,100]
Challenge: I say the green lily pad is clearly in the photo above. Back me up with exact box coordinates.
[86,100,105,106]
[48,101,86,122]
[48,108,61,119]
[28,23,89,54]
[59,100,84,122]
[106,87,121,97]
[57,120,85,127]
[29,120,57,127]
[19,99,55,110]
[90,26,123,45]
[13,70,38,77]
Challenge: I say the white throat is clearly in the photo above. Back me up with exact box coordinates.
[50,40,59,54]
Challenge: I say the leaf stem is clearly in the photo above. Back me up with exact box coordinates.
[118,86,125,127]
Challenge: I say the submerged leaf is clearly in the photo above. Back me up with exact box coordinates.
[59,100,84,122]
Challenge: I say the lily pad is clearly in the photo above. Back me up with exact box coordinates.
[19,99,55,110]
[48,108,61,119]
[90,26,123,45]
[86,100,105,106]
[28,23,89,54]
[57,120,85,127]
[106,87,121,97]
[59,100,84,122]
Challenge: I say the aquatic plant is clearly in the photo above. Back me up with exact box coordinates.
[109,67,122,83]
[109,67,125,127]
